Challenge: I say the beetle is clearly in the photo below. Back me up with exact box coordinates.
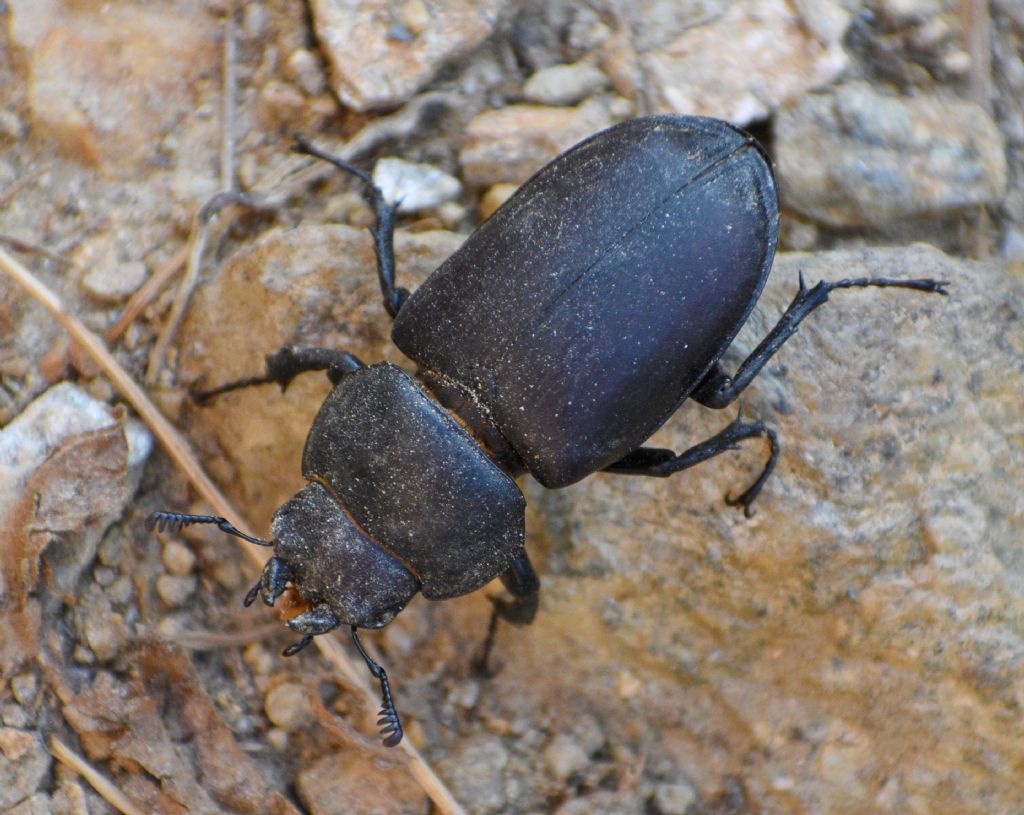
[149,115,947,747]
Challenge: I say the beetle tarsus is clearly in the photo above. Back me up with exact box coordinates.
[723,423,779,517]
[243,581,261,608]
[693,274,949,410]
[282,635,313,657]
[350,627,403,747]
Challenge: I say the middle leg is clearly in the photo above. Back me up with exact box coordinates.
[473,552,541,676]
[192,346,365,403]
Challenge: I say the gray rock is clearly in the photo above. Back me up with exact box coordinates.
[522,62,610,106]
[775,82,1008,227]
[607,0,850,123]
[522,245,1023,814]
[0,731,49,811]
[437,735,509,815]
[0,384,151,601]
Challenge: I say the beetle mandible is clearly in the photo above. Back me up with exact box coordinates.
[149,115,947,747]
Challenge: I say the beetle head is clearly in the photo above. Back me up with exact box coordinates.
[270,482,419,629]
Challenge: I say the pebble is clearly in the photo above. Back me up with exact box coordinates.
[156,573,197,607]
[243,643,274,676]
[259,80,308,126]
[9,673,37,707]
[265,682,314,730]
[162,539,196,576]
[0,728,33,761]
[266,728,289,752]
[446,678,480,709]
[92,565,118,587]
[0,109,27,141]
[285,48,326,96]
[1003,228,1024,262]
[651,781,698,815]
[553,791,625,815]
[437,200,467,229]
[212,558,243,590]
[372,158,462,214]
[81,260,148,303]
[543,733,590,782]
[105,575,134,605]
[0,704,29,729]
[522,62,609,106]
[83,610,128,662]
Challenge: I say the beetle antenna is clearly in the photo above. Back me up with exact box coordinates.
[350,626,404,747]
[146,511,274,547]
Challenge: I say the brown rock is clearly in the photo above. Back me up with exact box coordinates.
[295,750,428,814]
[309,0,507,111]
[459,101,613,188]
[12,0,217,174]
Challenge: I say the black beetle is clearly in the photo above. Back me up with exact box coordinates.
[149,116,947,747]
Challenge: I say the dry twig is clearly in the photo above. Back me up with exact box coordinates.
[0,246,467,815]
[50,736,145,815]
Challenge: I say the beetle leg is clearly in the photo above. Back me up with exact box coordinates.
[691,273,949,409]
[350,627,404,747]
[292,137,410,320]
[192,346,365,402]
[473,553,541,677]
[603,417,779,517]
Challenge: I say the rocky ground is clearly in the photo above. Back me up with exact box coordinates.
[1,1,1023,814]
